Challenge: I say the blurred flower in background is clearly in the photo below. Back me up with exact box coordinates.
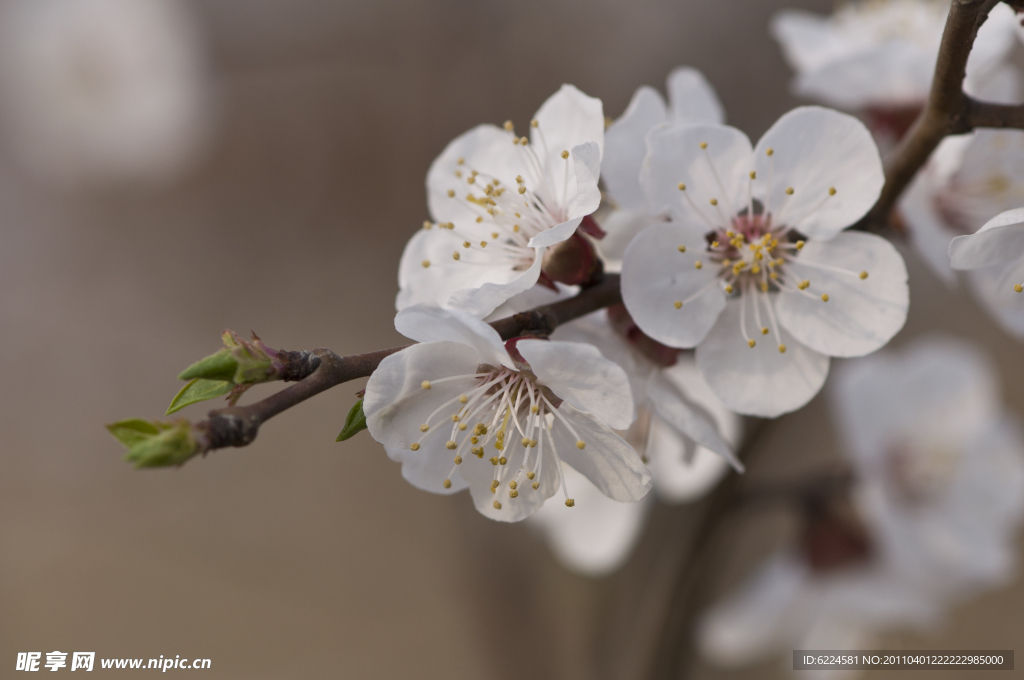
[0,0,215,188]
[698,337,1024,674]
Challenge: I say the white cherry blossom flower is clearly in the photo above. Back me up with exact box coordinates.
[363,304,651,522]
[396,85,604,318]
[771,0,1020,111]
[621,107,908,417]
[599,67,725,269]
[0,0,214,187]
[949,207,1024,337]
[699,337,1024,672]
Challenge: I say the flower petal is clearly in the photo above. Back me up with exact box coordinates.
[550,404,651,502]
[642,122,752,227]
[447,245,546,320]
[517,339,635,430]
[427,123,525,225]
[604,86,668,212]
[393,305,513,369]
[666,66,724,124]
[647,370,741,471]
[565,140,603,219]
[965,259,1024,339]
[646,415,731,502]
[770,10,843,74]
[793,42,934,109]
[778,231,908,358]
[597,208,657,272]
[754,107,883,241]
[949,207,1024,270]
[385,444,468,495]
[696,299,830,417]
[460,434,559,523]
[531,84,604,178]
[621,222,726,348]
[528,216,582,249]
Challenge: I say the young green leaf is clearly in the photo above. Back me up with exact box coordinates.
[106,418,162,448]
[166,378,233,415]
[178,348,239,382]
[336,399,367,441]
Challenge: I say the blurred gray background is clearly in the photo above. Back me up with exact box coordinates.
[2,0,1023,678]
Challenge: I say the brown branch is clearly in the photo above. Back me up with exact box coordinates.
[861,0,1015,230]
[191,274,622,455]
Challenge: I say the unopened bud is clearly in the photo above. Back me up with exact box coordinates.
[108,418,200,468]
[541,232,603,287]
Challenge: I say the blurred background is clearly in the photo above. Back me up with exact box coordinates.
[2,0,1023,677]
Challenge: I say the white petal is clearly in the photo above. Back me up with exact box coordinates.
[529,217,582,249]
[517,339,635,430]
[550,404,651,502]
[597,208,656,272]
[647,370,741,470]
[770,10,843,74]
[566,140,602,218]
[965,259,1024,338]
[949,207,1024,269]
[621,222,726,348]
[427,123,525,225]
[897,162,958,286]
[386,444,468,495]
[666,66,724,124]
[447,246,545,319]
[696,299,830,418]
[778,231,908,358]
[531,84,604,178]
[396,226,520,310]
[646,415,731,503]
[485,280,578,321]
[529,467,649,576]
[642,122,751,227]
[393,304,513,369]
[460,435,559,523]
[754,107,883,241]
[604,86,668,212]
[793,42,933,109]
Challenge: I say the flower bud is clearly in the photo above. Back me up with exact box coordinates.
[107,418,199,468]
[541,232,603,286]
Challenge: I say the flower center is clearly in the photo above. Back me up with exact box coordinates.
[410,364,583,509]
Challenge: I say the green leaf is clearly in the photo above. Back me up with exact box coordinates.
[178,348,238,382]
[124,420,198,468]
[106,419,161,448]
[336,399,367,441]
[166,378,232,415]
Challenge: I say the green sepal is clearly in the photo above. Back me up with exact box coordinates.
[336,399,367,442]
[166,378,233,415]
[123,419,199,468]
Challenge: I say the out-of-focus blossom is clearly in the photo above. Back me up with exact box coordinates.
[621,107,907,417]
[949,207,1024,337]
[699,337,1024,673]
[363,304,651,523]
[599,67,724,269]
[529,308,741,576]
[0,0,215,187]
[397,85,605,318]
[771,0,1020,109]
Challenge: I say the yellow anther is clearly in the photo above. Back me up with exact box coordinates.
[532,482,540,489]
[699,142,708,149]
[859,271,868,280]
[475,424,487,435]
[530,404,539,414]
[766,147,774,156]
[463,240,471,248]
[759,281,769,292]
[451,414,460,422]
[421,380,431,390]
[755,251,764,260]
[443,479,452,489]
[518,186,526,194]
[459,395,468,404]
[509,481,517,490]
[761,327,769,335]
[446,440,457,450]
[798,280,810,290]
[576,440,586,450]
[475,216,483,223]
[678,244,687,252]
[526,471,536,480]
[410,443,420,451]
[454,455,463,465]
[467,176,475,184]
[710,198,718,206]
[565,499,575,507]
[673,300,683,309]
[419,424,429,432]
[458,423,467,430]
[447,189,455,198]
[509,490,519,498]
[1016,284,1023,293]
[470,436,479,445]
[829,187,837,196]
[491,480,499,489]
[530,119,539,128]
[472,447,483,457]
[499,456,507,465]
[751,265,761,274]
[493,501,502,509]
[778,344,787,353]
[695,261,703,270]
[452,251,461,260]
[678,182,687,191]
[490,457,499,465]
[518,137,528,145]
[795,240,805,249]
[421,260,430,268]
[560,150,569,159]
[491,232,499,238]
[725,285,734,294]
[711,240,720,248]
[769,272,778,281]
[821,294,829,302]
[513,225,520,232]
[423,220,432,230]
[748,339,756,348]
[785,187,794,195]
[480,241,487,248]
[749,171,756,180]
[503,120,514,131]
[521,437,531,447]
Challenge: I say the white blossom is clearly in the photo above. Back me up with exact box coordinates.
[949,207,1024,337]
[771,0,1021,111]
[363,304,651,522]
[0,0,214,187]
[699,338,1024,673]
[599,67,724,269]
[621,107,908,418]
[396,85,604,318]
